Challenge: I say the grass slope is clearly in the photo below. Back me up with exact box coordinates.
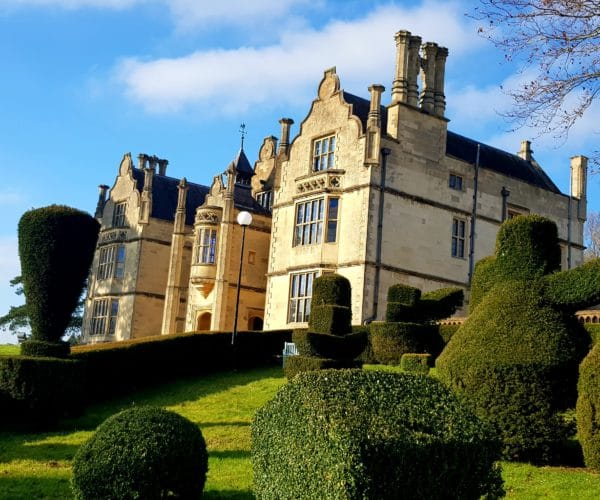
[0,364,599,498]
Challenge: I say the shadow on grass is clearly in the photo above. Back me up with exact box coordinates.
[0,437,80,463]
[209,449,251,460]
[57,365,284,432]
[0,475,72,500]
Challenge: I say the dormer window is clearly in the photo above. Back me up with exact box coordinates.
[257,190,273,211]
[313,135,336,171]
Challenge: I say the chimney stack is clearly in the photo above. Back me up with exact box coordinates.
[138,153,147,170]
[278,118,294,158]
[95,184,109,218]
[419,42,438,114]
[434,47,448,117]
[158,159,168,176]
[518,140,533,161]
[368,84,385,128]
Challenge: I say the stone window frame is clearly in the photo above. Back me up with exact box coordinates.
[112,202,127,228]
[312,134,336,172]
[90,297,119,336]
[97,244,126,280]
[449,172,464,191]
[197,227,217,264]
[451,217,467,259]
[293,196,340,247]
[288,270,319,323]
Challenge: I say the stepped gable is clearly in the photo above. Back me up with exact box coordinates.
[132,169,209,225]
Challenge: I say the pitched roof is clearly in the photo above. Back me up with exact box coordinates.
[132,169,209,225]
[343,91,388,132]
[445,131,561,194]
[228,148,254,175]
[341,91,561,194]
[233,184,271,216]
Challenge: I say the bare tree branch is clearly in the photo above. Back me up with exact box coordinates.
[472,1,599,167]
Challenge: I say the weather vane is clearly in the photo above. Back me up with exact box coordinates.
[239,123,247,150]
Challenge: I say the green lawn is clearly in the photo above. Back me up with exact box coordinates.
[1,365,599,498]
[0,344,19,356]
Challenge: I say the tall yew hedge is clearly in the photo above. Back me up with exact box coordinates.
[18,205,99,357]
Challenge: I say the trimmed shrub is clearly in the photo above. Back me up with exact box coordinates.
[370,322,427,364]
[419,288,465,321]
[18,205,99,357]
[585,323,600,346]
[469,256,497,313]
[438,323,461,345]
[20,339,71,358]
[495,214,560,282]
[292,328,314,356]
[577,343,600,470]
[71,406,208,499]
[312,274,351,308]
[401,353,431,374]
[252,369,503,499]
[283,356,361,379]
[438,215,597,462]
[308,305,352,335]
[292,330,366,360]
[387,284,421,305]
[0,355,85,428]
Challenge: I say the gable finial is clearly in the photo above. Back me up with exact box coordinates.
[239,123,247,150]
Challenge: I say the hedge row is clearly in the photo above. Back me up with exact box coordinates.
[0,355,85,428]
[72,330,292,401]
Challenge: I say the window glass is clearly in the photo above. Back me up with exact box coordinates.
[313,135,336,171]
[198,228,217,264]
[451,218,466,258]
[112,202,127,227]
[288,271,319,323]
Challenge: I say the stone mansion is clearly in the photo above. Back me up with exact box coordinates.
[81,30,588,343]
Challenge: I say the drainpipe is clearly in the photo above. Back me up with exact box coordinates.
[567,190,572,270]
[364,147,391,324]
[468,144,480,285]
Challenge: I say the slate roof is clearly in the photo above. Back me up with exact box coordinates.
[342,91,561,194]
[132,169,209,226]
[343,91,388,132]
[446,131,561,194]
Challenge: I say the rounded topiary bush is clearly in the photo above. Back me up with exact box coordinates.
[252,369,503,499]
[311,273,351,309]
[71,406,208,499]
[577,343,600,470]
[18,205,99,357]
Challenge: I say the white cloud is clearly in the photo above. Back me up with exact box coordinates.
[116,2,481,114]
[168,0,313,31]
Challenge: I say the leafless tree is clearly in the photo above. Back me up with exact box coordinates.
[585,211,600,261]
[472,1,599,167]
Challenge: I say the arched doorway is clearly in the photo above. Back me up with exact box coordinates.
[196,312,211,331]
[248,316,263,331]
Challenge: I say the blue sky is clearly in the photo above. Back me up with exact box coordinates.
[1,0,598,343]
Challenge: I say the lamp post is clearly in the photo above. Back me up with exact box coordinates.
[231,210,252,346]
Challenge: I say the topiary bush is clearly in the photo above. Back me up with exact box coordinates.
[18,205,99,357]
[287,274,366,378]
[401,353,431,375]
[252,369,504,499]
[71,406,208,499]
[437,215,600,462]
[577,342,600,470]
[371,284,463,364]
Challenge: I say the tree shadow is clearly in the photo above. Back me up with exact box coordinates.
[0,474,72,499]
[209,449,251,460]
[55,365,284,432]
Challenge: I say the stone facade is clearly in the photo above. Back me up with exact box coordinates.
[82,29,588,342]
